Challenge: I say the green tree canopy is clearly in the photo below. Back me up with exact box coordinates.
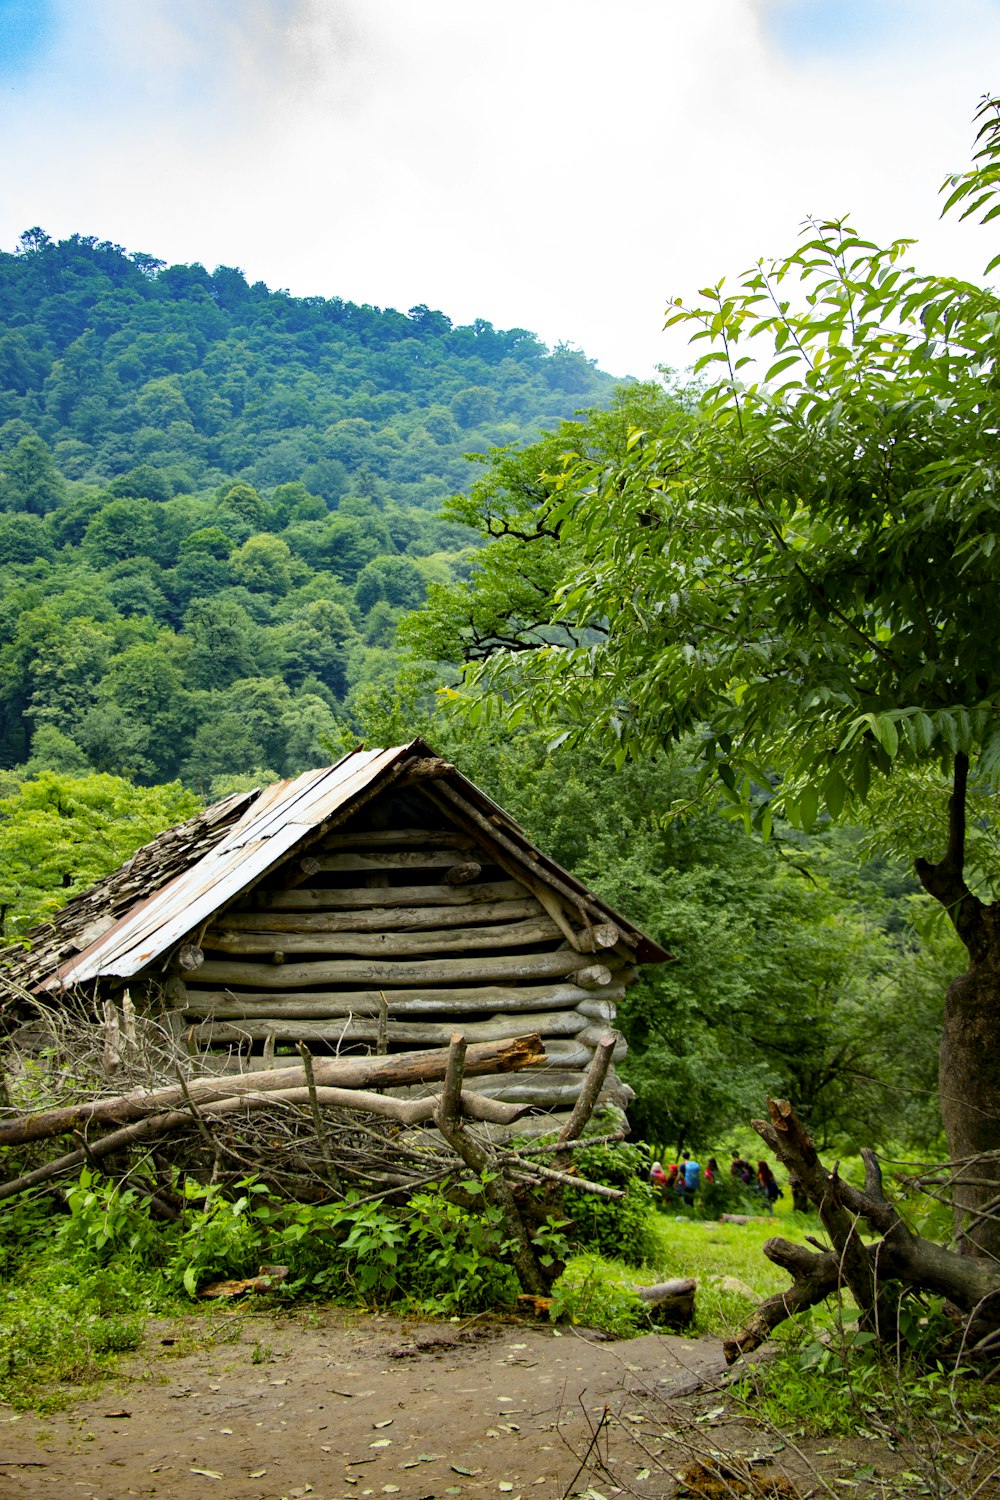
[410,98,1000,1253]
[0,771,199,939]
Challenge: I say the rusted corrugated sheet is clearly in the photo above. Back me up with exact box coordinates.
[40,746,406,992]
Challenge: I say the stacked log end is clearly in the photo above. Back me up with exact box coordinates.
[168,801,637,1117]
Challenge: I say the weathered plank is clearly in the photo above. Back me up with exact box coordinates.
[188,1008,591,1047]
[204,915,563,959]
[317,829,476,850]
[249,879,529,911]
[213,898,544,934]
[180,981,627,1019]
[193,949,614,990]
[314,850,485,872]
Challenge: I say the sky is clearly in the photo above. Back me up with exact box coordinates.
[1,0,999,379]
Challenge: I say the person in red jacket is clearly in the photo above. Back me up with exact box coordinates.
[757,1160,781,1206]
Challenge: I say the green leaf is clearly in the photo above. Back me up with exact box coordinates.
[763,354,800,383]
[871,714,899,758]
[798,783,820,832]
[822,766,848,820]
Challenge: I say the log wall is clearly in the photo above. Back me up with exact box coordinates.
[172,796,637,1115]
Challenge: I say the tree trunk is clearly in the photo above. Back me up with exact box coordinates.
[915,752,1000,1259]
[937,947,1000,1258]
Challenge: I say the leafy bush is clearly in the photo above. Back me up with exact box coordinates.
[558,1141,660,1266]
[272,1177,520,1313]
[549,1254,648,1338]
[56,1169,169,1268]
[167,1181,271,1296]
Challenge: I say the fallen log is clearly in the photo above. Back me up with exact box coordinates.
[637,1277,697,1328]
[724,1099,1000,1364]
[0,1034,546,1148]
[199,1265,289,1299]
[0,1086,535,1202]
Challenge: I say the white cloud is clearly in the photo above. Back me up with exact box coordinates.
[1,0,998,377]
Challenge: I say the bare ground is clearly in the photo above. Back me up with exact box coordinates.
[0,1310,996,1500]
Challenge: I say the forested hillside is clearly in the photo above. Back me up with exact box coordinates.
[0,229,614,789]
[0,228,954,1153]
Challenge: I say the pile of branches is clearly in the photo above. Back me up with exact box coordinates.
[726,1099,1000,1374]
[0,997,627,1297]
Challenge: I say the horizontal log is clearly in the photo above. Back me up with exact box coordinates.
[455,1066,631,1109]
[194,949,604,991]
[578,1023,626,1053]
[314,850,488,873]
[577,985,633,1019]
[535,1042,597,1069]
[0,1036,546,1147]
[456,1076,585,1106]
[636,1278,696,1328]
[181,982,628,1019]
[205,915,563,959]
[250,879,529,911]
[318,829,476,850]
[577,1032,627,1061]
[214,898,544,934]
[188,1008,592,1047]
[637,1278,698,1304]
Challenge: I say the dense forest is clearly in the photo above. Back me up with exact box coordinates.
[0,228,612,788]
[0,224,966,1157]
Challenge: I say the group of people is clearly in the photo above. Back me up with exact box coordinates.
[649,1149,788,1210]
[728,1151,783,1205]
[649,1151,714,1206]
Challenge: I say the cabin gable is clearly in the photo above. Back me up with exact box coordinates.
[2,744,669,1125]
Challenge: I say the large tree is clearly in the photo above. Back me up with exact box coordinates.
[418,100,1000,1256]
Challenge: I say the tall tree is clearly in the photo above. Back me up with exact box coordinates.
[422,99,1000,1256]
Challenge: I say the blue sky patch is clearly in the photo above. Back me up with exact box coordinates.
[0,0,56,80]
[764,0,923,57]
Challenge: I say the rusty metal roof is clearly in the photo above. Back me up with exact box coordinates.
[13,740,670,996]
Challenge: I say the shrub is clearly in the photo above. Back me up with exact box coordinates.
[559,1141,660,1266]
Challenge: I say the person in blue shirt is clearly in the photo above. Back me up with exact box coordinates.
[680,1151,700,1205]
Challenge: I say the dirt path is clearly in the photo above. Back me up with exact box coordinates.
[0,1309,948,1499]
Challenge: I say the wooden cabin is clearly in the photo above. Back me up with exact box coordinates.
[0,742,670,1127]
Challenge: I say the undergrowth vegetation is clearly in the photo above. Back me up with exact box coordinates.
[0,1166,542,1407]
[3,1142,998,1475]
[0,1137,769,1408]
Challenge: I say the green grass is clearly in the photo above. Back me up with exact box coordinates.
[547,1194,830,1342]
[641,1195,826,1339]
